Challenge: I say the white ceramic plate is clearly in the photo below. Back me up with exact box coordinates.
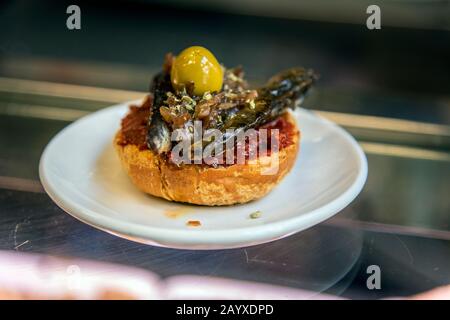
[39,101,367,250]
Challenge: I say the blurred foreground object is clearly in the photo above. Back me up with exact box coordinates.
[0,251,335,299]
[0,251,448,300]
[409,285,450,300]
[0,251,161,299]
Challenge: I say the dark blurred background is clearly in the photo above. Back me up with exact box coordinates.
[1,0,449,123]
[0,1,449,299]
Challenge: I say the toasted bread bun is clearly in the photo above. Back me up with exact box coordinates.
[114,112,299,206]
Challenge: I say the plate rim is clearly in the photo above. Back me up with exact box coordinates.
[39,102,368,248]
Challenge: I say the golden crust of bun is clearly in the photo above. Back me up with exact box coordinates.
[114,112,300,206]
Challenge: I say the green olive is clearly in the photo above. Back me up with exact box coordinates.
[171,46,223,95]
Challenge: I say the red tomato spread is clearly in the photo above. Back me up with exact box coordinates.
[118,97,297,163]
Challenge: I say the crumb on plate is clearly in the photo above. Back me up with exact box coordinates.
[187,220,201,227]
[249,210,261,219]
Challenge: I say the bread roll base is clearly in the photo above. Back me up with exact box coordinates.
[114,113,299,206]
